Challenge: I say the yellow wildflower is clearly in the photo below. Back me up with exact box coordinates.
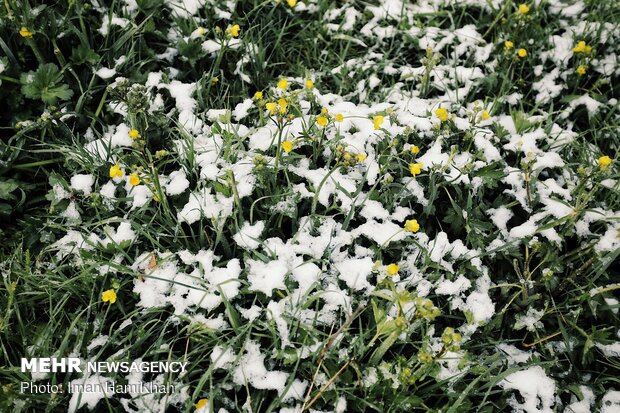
[504,40,514,50]
[19,26,33,38]
[572,41,592,53]
[409,163,423,176]
[404,219,420,233]
[411,145,420,154]
[435,107,449,122]
[287,0,297,7]
[316,116,328,127]
[305,79,313,89]
[266,102,278,114]
[102,289,117,304]
[356,153,367,162]
[387,263,399,276]
[109,164,124,179]
[226,24,240,38]
[195,398,208,409]
[517,48,527,58]
[254,91,263,100]
[128,129,140,140]
[335,113,344,122]
[129,173,141,186]
[321,107,328,115]
[277,97,288,113]
[277,78,288,90]
[281,141,293,153]
[598,156,612,169]
[373,115,384,130]
[518,4,529,14]
[576,65,586,76]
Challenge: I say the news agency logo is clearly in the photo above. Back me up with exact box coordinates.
[21,358,188,374]
[21,358,81,373]
[20,358,185,395]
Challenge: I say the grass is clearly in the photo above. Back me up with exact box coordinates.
[1,0,620,412]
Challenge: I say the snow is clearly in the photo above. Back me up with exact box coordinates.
[166,80,203,133]
[233,98,254,121]
[95,67,116,79]
[239,305,262,322]
[232,341,289,391]
[177,189,233,224]
[514,308,545,332]
[211,345,236,370]
[564,386,594,413]
[334,257,373,291]
[595,342,620,357]
[164,170,190,196]
[246,259,288,296]
[84,124,134,160]
[497,344,532,365]
[435,275,471,296]
[500,366,556,413]
[233,221,265,250]
[352,220,407,245]
[463,276,495,325]
[96,221,136,248]
[601,390,620,413]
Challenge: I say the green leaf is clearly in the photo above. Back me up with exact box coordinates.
[0,179,19,200]
[20,63,73,105]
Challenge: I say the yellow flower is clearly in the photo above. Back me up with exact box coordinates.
[373,115,384,130]
[598,156,612,169]
[572,41,592,54]
[435,107,449,122]
[128,129,140,140]
[334,113,344,122]
[410,145,420,154]
[277,78,288,90]
[504,40,514,50]
[19,26,33,38]
[102,289,117,304]
[321,107,328,115]
[195,398,208,409]
[109,164,124,179]
[387,263,399,276]
[576,65,586,76]
[316,116,328,127]
[287,0,297,7]
[266,102,278,114]
[254,91,263,100]
[518,4,529,14]
[409,163,423,176]
[305,79,313,89]
[356,153,367,162]
[404,219,420,233]
[517,48,527,58]
[277,97,288,114]
[129,173,141,186]
[226,24,240,38]
[281,140,293,153]
[481,110,490,120]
